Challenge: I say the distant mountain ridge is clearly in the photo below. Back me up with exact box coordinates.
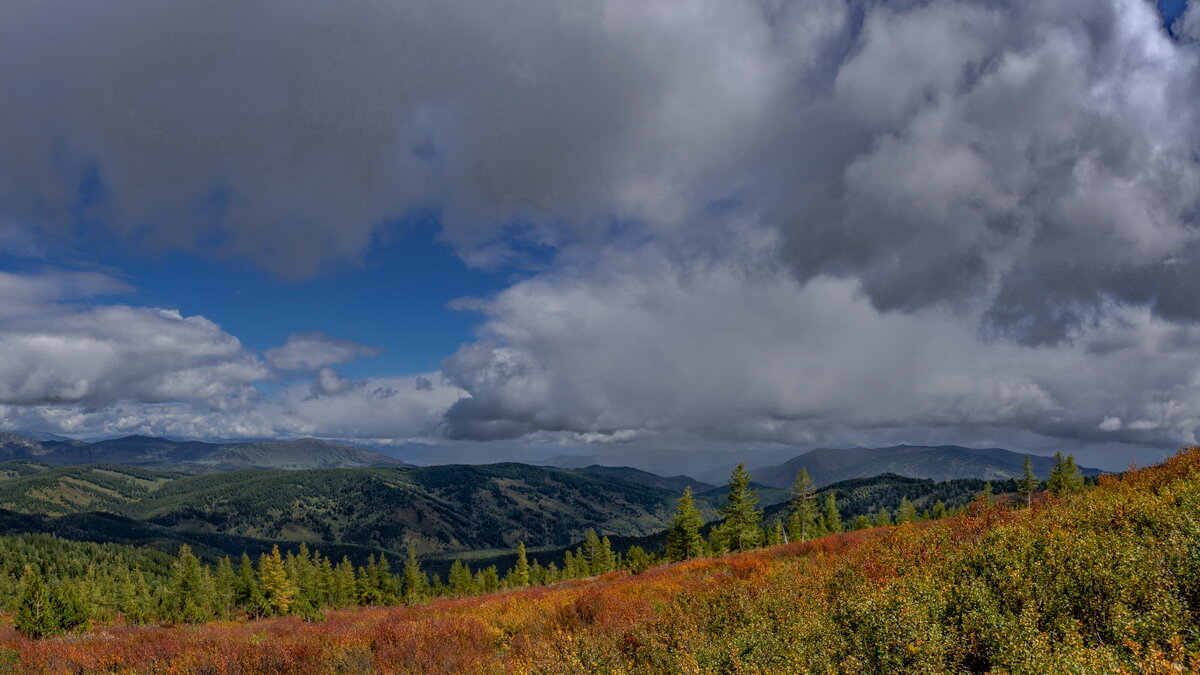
[751,444,1104,489]
[565,465,714,493]
[0,432,408,473]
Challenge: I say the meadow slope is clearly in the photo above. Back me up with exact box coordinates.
[3,448,1200,674]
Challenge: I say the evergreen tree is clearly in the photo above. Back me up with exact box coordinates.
[665,486,706,561]
[1047,451,1084,496]
[787,467,819,542]
[720,463,762,552]
[852,514,872,530]
[513,542,530,587]
[448,559,475,596]
[821,492,842,534]
[1019,455,1039,507]
[213,556,238,619]
[874,507,892,527]
[14,566,57,639]
[625,546,652,575]
[402,547,425,604]
[896,497,918,524]
[163,544,211,624]
[259,545,295,616]
[931,499,948,520]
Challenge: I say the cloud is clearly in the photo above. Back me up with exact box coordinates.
[0,271,266,407]
[0,370,464,442]
[444,231,1200,455]
[265,331,380,372]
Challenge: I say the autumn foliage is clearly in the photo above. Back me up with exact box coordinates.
[5,448,1200,673]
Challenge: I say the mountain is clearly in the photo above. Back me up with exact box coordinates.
[0,433,408,472]
[0,461,679,555]
[566,465,714,493]
[750,444,1104,489]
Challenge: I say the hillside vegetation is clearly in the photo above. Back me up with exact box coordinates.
[1,448,1196,673]
[0,461,677,554]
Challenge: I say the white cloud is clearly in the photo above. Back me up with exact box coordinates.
[265,331,380,372]
[444,231,1200,456]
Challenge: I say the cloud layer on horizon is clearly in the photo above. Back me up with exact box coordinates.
[1,0,1199,463]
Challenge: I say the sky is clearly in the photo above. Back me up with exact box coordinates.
[0,0,1199,473]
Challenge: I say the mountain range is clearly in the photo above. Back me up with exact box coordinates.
[0,433,408,472]
[750,444,1103,489]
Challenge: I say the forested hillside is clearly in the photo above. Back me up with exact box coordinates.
[0,461,679,554]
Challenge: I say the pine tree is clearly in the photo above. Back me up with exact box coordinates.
[259,545,295,616]
[931,500,948,520]
[896,497,918,524]
[787,467,819,542]
[852,514,872,530]
[1019,455,1039,507]
[721,463,762,552]
[665,486,706,561]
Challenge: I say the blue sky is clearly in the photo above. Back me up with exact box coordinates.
[0,0,1197,474]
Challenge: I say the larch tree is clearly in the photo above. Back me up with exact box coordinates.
[259,545,295,616]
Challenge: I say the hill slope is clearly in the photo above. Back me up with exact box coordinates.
[752,444,1104,488]
[0,461,678,555]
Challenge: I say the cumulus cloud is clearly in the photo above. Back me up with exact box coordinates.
[0,370,464,442]
[265,331,380,372]
[444,232,1200,458]
[0,271,266,406]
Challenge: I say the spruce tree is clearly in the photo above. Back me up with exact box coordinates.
[852,514,872,530]
[896,497,918,524]
[665,486,706,561]
[721,463,762,552]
